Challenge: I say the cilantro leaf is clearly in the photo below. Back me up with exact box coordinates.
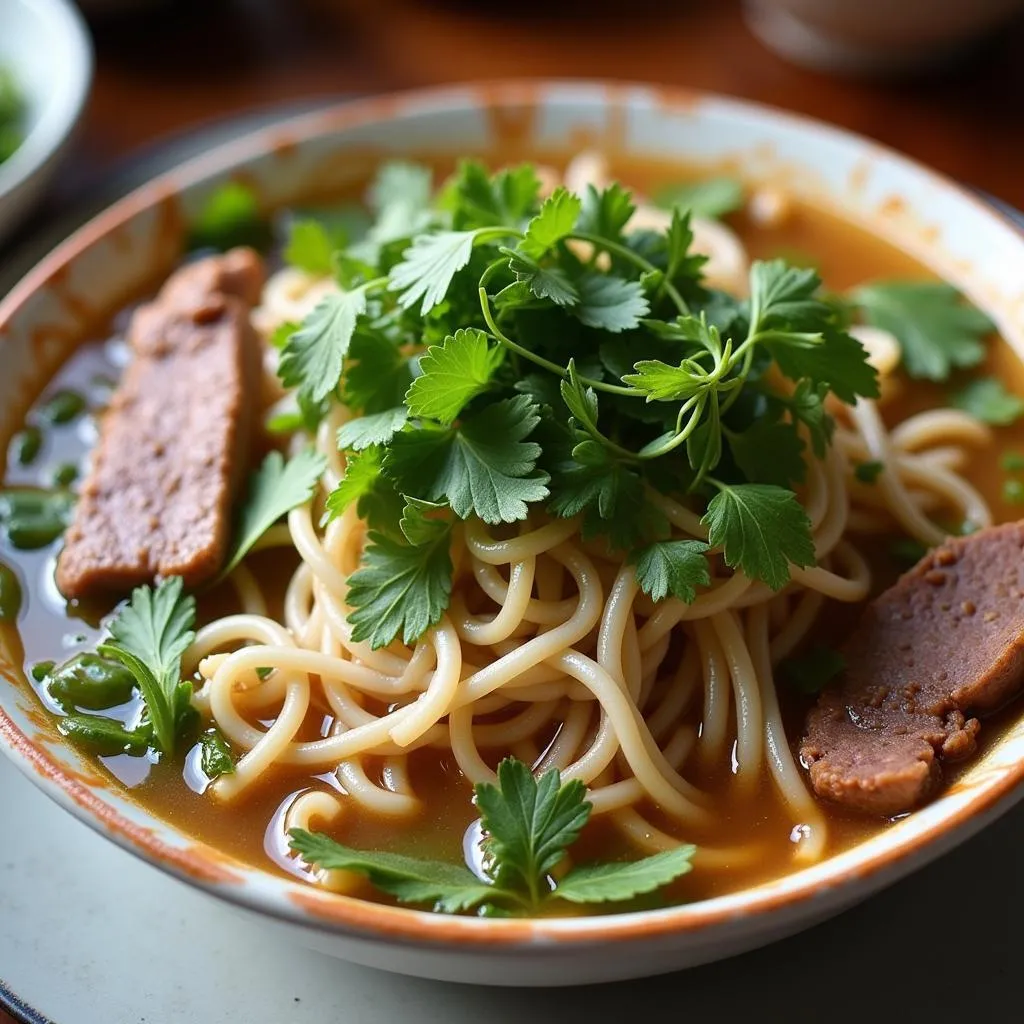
[336,407,410,451]
[853,281,993,381]
[578,183,635,243]
[343,328,414,415]
[781,646,846,695]
[278,288,370,403]
[386,396,550,524]
[200,728,235,779]
[505,248,579,307]
[222,449,326,577]
[727,419,807,487]
[99,577,195,755]
[554,846,696,904]
[785,379,834,459]
[702,483,815,590]
[655,177,744,219]
[405,328,504,423]
[631,540,711,603]
[324,446,384,520]
[664,209,707,286]
[283,219,337,275]
[365,161,434,245]
[57,714,152,757]
[389,230,486,314]
[576,274,650,333]
[623,358,711,403]
[346,505,453,648]
[951,377,1024,426]
[289,830,493,914]
[520,187,582,258]
[750,259,823,330]
[767,327,879,404]
[449,160,540,230]
[475,759,590,904]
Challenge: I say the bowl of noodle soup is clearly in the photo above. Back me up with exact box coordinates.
[2,82,1024,986]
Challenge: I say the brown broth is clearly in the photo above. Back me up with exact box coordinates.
[3,162,1024,915]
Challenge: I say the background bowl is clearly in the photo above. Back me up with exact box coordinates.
[2,82,1024,986]
[0,0,93,245]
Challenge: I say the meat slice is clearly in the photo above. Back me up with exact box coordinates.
[56,248,265,600]
[801,522,1024,816]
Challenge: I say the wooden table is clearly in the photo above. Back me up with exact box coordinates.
[2,0,1023,1019]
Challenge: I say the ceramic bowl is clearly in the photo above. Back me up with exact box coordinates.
[0,0,93,246]
[2,82,1024,987]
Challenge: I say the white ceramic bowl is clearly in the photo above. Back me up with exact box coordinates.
[2,83,1024,987]
[0,0,93,246]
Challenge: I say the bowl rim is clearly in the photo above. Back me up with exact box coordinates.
[0,0,94,196]
[3,79,1024,953]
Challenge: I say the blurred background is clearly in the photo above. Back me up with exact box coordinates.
[2,0,1024,259]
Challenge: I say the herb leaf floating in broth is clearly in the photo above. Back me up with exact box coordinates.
[98,577,196,756]
[0,488,76,550]
[290,759,695,915]
[951,377,1024,426]
[187,180,271,252]
[220,448,327,579]
[653,177,745,220]
[199,728,236,780]
[851,281,993,381]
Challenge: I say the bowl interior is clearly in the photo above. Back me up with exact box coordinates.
[2,82,1024,962]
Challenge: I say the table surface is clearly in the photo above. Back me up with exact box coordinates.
[4,1,1024,1019]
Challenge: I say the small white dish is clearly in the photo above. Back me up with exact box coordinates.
[0,0,93,245]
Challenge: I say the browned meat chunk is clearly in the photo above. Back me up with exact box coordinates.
[801,522,1024,816]
[56,248,265,600]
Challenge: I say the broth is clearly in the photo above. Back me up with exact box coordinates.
[2,158,1022,913]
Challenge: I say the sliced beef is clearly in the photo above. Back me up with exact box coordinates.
[56,248,266,600]
[801,521,1024,816]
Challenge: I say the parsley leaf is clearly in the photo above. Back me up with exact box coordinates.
[767,327,880,404]
[505,248,579,307]
[782,646,846,695]
[951,377,1024,426]
[289,829,493,914]
[187,180,269,252]
[631,540,711,603]
[449,160,539,230]
[278,288,371,404]
[99,577,195,755]
[576,274,650,333]
[852,281,993,381]
[222,449,326,577]
[520,187,582,258]
[655,177,744,220]
[578,183,635,243]
[389,230,481,314]
[365,161,434,246]
[345,503,453,648]
[337,408,409,451]
[727,419,807,487]
[405,328,504,423]
[476,759,590,904]
[554,846,695,904]
[343,328,414,415]
[785,379,834,459]
[386,396,550,524]
[702,482,815,590]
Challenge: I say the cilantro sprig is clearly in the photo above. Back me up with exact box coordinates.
[289,758,695,915]
[271,161,893,649]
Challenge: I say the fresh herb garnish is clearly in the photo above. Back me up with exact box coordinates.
[272,161,881,649]
[0,66,24,165]
[9,426,42,467]
[853,460,885,484]
[1000,451,1024,472]
[187,180,271,252]
[1004,479,1024,505]
[290,758,695,915]
[98,577,196,755]
[654,177,744,220]
[951,377,1024,426]
[221,448,327,578]
[57,714,152,757]
[199,728,236,780]
[630,539,711,603]
[782,646,847,695]
[852,281,993,381]
[0,487,76,550]
[0,563,22,623]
